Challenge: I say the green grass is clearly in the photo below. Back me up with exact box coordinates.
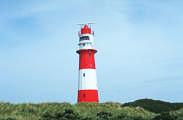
[0,99,182,120]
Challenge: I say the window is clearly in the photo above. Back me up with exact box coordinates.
[80,36,89,41]
[83,73,85,77]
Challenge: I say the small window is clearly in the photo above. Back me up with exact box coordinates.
[83,73,85,77]
[80,36,89,41]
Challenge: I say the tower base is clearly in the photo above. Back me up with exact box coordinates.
[78,90,99,103]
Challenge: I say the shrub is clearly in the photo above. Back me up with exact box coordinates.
[152,112,177,120]
[96,111,112,120]
[41,108,81,120]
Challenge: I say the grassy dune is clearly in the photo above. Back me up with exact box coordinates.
[0,99,182,120]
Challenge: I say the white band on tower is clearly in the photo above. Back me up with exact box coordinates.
[78,69,98,90]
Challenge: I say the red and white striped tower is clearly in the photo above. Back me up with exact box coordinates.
[76,24,99,103]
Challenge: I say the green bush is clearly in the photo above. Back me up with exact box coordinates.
[96,111,112,120]
[123,99,183,113]
[0,117,16,120]
[41,108,81,120]
[152,112,177,120]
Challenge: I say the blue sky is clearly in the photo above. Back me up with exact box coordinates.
[0,0,183,103]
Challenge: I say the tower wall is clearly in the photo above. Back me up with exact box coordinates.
[77,24,99,103]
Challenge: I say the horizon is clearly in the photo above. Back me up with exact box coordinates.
[0,0,183,103]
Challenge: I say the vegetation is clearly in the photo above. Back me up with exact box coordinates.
[0,99,182,120]
[123,99,183,113]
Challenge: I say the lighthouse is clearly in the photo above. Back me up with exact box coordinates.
[76,24,99,103]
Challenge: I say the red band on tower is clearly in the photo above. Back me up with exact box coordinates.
[78,90,99,102]
[77,49,97,69]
